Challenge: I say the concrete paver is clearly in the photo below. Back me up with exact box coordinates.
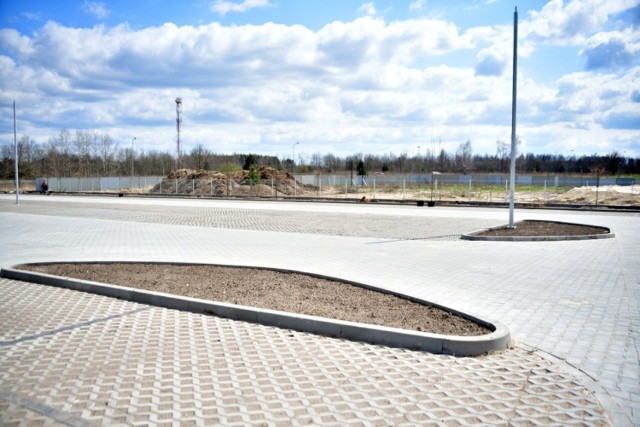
[2,279,608,426]
[1,195,638,425]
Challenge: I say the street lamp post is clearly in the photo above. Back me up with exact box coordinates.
[292,142,299,174]
[13,100,19,205]
[131,137,136,190]
[508,7,518,229]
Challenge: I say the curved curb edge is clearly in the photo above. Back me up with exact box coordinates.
[1,266,510,357]
[461,220,614,242]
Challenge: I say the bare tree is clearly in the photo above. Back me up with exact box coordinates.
[97,133,117,175]
[456,140,474,174]
[496,140,509,172]
[54,129,74,176]
[189,144,211,170]
[310,152,323,171]
[74,130,94,177]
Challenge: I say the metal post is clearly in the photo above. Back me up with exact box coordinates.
[13,100,19,204]
[508,7,518,228]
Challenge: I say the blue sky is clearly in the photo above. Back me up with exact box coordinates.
[1,0,639,161]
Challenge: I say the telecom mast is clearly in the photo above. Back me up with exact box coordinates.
[175,97,182,169]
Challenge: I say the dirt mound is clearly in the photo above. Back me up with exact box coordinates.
[152,167,312,197]
[550,185,640,206]
[19,263,490,336]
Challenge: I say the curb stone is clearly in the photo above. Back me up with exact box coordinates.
[461,219,614,241]
[1,265,511,357]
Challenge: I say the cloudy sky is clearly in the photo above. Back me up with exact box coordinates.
[1,0,639,160]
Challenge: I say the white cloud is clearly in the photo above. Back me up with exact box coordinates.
[409,0,425,12]
[211,0,272,16]
[1,6,638,157]
[580,30,640,70]
[475,47,507,76]
[318,17,471,70]
[0,28,35,57]
[82,1,110,20]
[358,3,377,16]
[522,0,637,46]
[21,12,43,21]
[553,67,640,132]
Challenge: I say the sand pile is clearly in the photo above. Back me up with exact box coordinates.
[549,185,640,206]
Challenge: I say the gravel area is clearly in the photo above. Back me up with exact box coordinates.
[17,263,491,336]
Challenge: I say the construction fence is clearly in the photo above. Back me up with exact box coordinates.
[0,173,635,203]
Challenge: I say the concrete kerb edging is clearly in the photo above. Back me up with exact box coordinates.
[1,264,510,357]
[461,219,615,242]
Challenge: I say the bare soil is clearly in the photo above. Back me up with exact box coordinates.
[17,263,491,336]
[476,220,609,237]
[150,167,316,197]
[314,184,640,206]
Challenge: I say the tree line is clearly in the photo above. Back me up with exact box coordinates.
[1,129,638,179]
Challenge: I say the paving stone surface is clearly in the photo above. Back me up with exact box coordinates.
[0,198,500,241]
[1,279,608,426]
[1,195,639,425]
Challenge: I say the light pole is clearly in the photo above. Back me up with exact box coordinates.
[292,142,299,174]
[13,100,19,204]
[508,7,518,229]
[131,137,136,189]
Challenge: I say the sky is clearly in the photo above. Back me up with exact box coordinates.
[1,0,639,162]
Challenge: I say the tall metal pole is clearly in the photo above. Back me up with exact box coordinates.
[175,98,182,171]
[508,7,518,228]
[13,100,19,204]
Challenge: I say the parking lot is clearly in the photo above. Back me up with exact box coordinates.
[1,195,638,425]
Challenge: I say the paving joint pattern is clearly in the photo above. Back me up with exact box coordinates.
[1,267,512,357]
[1,279,609,426]
[0,199,502,241]
[1,195,638,425]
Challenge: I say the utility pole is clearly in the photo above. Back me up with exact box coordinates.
[508,7,518,228]
[175,97,182,170]
[13,100,19,204]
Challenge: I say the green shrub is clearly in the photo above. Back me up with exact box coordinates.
[219,162,242,173]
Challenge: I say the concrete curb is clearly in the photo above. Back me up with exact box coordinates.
[461,220,615,242]
[1,265,510,357]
